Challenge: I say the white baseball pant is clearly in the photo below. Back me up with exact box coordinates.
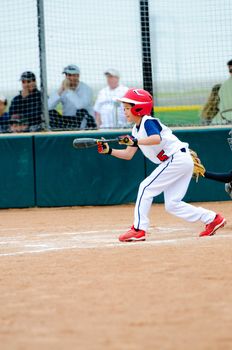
[134,149,216,231]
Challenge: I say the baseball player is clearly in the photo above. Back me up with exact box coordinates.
[97,88,226,242]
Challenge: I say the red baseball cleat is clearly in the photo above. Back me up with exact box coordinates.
[119,226,146,242]
[199,214,226,237]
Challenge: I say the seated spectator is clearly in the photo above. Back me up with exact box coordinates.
[213,59,232,124]
[200,84,221,125]
[94,69,128,128]
[9,71,43,132]
[48,64,97,130]
[9,114,29,133]
[202,60,232,125]
[0,95,10,133]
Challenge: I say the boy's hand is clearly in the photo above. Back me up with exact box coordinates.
[118,135,138,147]
[97,139,112,154]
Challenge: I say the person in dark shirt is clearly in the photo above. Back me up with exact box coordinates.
[193,129,232,199]
[9,71,43,132]
[203,130,232,199]
[204,170,232,199]
[0,95,10,133]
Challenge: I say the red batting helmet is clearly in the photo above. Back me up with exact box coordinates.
[118,88,153,116]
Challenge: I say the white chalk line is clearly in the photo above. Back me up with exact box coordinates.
[0,226,193,251]
[0,228,232,257]
[0,226,191,239]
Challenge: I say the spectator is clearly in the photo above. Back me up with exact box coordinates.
[94,69,128,128]
[48,64,96,130]
[200,84,221,125]
[0,95,10,133]
[211,59,232,124]
[9,71,43,132]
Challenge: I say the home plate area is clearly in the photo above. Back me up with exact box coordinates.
[0,223,231,257]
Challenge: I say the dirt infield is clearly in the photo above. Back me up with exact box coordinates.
[0,201,232,350]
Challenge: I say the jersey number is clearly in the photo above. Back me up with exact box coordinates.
[157,150,169,161]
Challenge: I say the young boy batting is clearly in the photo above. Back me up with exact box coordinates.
[97,88,226,242]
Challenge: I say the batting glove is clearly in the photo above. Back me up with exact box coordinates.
[118,135,138,147]
[97,139,112,155]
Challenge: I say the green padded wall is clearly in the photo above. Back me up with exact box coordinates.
[0,128,230,209]
[34,132,145,207]
[145,127,231,203]
[0,135,35,208]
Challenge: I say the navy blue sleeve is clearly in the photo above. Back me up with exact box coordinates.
[144,119,162,136]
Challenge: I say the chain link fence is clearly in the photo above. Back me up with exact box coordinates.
[0,0,231,132]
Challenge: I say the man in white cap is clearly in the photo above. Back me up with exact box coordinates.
[48,64,96,129]
[94,69,128,128]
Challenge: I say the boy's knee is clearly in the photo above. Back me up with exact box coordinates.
[165,201,177,214]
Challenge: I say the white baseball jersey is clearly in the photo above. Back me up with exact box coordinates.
[132,115,188,164]
[94,85,128,128]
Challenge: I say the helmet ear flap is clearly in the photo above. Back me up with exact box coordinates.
[131,106,143,116]
[131,104,152,116]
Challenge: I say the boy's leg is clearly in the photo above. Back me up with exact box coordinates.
[164,172,216,224]
[134,150,216,230]
[163,150,216,223]
[119,156,179,241]
[163,153,226,235]
[119,161,170,242]
[133,159,173,231]
[120,150,225,241]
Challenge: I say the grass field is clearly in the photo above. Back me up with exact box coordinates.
[155,109,201,126]
[55,103,202,127]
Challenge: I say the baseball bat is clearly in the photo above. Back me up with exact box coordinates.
[73,137,119,149]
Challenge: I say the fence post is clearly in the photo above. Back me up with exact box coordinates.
[37,0,49,130]
[139,0,153,99]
